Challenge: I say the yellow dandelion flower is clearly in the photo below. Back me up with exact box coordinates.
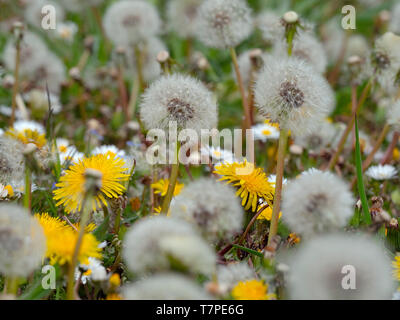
[393,148,400,161]
[214,160,274,212]
[231,279,276,300]
[151,178,184,197]
[35,213,102,266]
[106,293,122,300]
[5,128,47,149]
[152,206,170,216]
[264,119,280,129]
[4,185,14,198]
[109,273,121,287]
[53,153,130,213]
[256,204,282,221]
[393,256,400,281]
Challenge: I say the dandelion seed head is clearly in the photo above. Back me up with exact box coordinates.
[287,233,395,299]
[254,58,334,136]
[0,204,46,277]
[123,216,216,276]
[294,119,337,152]
[167,0,203,38]
[256,11,284,44]
[217,262,256,295]
[195,0,253,49]
[282,171,354,236]
[140,74,217,134]
[24,0,65,28]
[0,136,25,189]
[387,100,400,130]
[123,273,212,300]
[170,178,243,242]
[103,0,161,47]
[389,3,400,34]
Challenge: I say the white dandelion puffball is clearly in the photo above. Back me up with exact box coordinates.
[0,204,46,277]
[321,18,346,63]
[282,171,354,236]
[217,262,256,295]
[373,32,400,94]
[294,119,337,153]
[0,136,25,188]
[140,74,218,134]
[287,233,395,299]
[170,178,243,242]
[25,0,65,28]
[387,100,400,130]
[254,57,334,136]
[273,32,328,74]
[167,0,203,38]
[3,32,48,77]
[123,273,212,300]
[103,0,161,47]
[389,3,400,34]
[256,11,284,44]
[365,165,397,180]
[127,37,166,83]
[195,0,253,49]
[123,216,216,276]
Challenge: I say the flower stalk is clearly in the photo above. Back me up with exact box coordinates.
[161,142,180,215]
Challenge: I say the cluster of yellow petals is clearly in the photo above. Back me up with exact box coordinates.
[5,128,47,149]
[53,153,130,213]
[35,213,102,265]
[393,256,400,281]
[151,178,184,197]
[214,160,274,212]
[231,279,276,300]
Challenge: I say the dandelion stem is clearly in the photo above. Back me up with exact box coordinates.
[327,79,373,171]
[66,196,92,300]
[10,32,21,127]
[380,131,400,165]
[350,123,390,189]
[239,206,265,245]
[161,142,180,215]
[134,45,145,91]
[267,128,288,247]
[5,276,18,295]
[230,47,252,130]
[23,166,31,211]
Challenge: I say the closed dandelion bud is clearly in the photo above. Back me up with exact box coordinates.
[254,57,334,136]
[123,273,212,300]
[282,171,354,236]
[170,178,243,242]
[287,233,395,299]
[123,216,216,276]
[195,0,253,49]
[167,0,203,38]
[139,74,218,135]
[0,204,46,277]
[103,0,161,47]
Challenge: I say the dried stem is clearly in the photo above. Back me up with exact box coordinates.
[267,128,288,246]
[380,131,400,165]
[230,47,252,130]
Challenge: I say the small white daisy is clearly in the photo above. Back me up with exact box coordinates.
[75,258,107,284]
[365,165,397,180]
[200,145,236,164]
[252,123,280,142]
[55,22,78,42]
[92,145,126,159]
[13,120,45,134]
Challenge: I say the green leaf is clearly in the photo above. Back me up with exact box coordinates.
[232,244,263,258]
[354,116,371,225]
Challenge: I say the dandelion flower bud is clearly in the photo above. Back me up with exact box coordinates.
[254,57,334,136]
[123,216,216,276]
[103,0,161,47]
[123,273,212,300]
[282,171,354,236]
[387,100,400,130]
[287,233,395,299]
[283,11,299,24]
[140,74,217,134]
[0,204,46,277]
[170,178,243,242]
[167,0,203,38]
[195,0,253,49]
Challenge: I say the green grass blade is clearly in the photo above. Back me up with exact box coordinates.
[354,116,371,225]
[232,244,264,257]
